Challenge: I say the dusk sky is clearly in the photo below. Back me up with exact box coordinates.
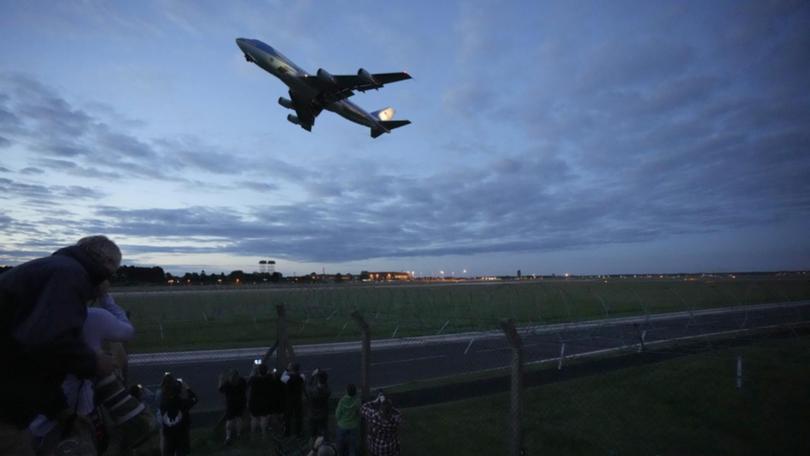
[1,1,808,276]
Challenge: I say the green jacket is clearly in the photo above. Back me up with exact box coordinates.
[335,394,360,429]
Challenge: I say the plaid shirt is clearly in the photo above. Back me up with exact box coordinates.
[361,402,401,456]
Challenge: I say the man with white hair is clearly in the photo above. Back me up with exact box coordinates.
[0,236,121,455]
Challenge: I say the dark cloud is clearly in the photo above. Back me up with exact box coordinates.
[240,181,280,193]
[19,167,44,175]
[34,158,123,179]
[0,177,105,202]
[0,73,248,182]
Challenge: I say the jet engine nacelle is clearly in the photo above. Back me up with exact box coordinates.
[278,97,294,110]
[287,114,300,125]
[317,68,337,86]
[357,68,378,86]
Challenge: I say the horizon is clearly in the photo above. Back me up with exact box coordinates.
[2,1,809,276]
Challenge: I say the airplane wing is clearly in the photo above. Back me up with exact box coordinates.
[302,70,411,95]
[288,90,322,131]
[334,72,412,92]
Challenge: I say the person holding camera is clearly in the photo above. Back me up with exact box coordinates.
[267,368,285,435]
[282,362,305,437]
[0,236,121,455]
[28,289,135,454]
[306,368,331,439]
[360,391,401,456]
[248,360,272,438]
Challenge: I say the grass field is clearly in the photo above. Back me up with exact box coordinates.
[181,332,810,455]
[113,276,810,353]
[399,334,810,455]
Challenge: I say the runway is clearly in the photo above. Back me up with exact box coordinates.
[128,300,810,416]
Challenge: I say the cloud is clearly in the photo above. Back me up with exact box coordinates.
[70,126,807,266]
[442,83,496,116]
[19,167,44,175]
[0,177,105,202]
[0,72,257,183]
[1,3,808,271]
[33,158,123,179]
[239,181,280,193]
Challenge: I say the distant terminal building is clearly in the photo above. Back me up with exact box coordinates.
[360,271,413,281]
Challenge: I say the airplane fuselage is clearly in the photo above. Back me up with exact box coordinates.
[236,38,383,130]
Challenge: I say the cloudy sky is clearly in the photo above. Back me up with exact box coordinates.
[1,0,808,276]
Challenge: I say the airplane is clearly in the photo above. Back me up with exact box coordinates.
[236,38,412,138]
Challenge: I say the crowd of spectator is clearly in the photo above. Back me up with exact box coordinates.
[213,360,401,456]
[0,236,402,456]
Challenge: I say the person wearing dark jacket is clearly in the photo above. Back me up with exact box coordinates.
[219,369,247,444]
[306,369,331,438]
[248,362,272,438]
[0,236,120,455]
[282,362,305,437]
[267,368,285,434]
[160,379,197,456]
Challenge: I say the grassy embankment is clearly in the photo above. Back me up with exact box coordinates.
[114,276,810,353]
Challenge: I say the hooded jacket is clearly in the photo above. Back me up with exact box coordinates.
[335,394,360,430]
[0,246,107,428]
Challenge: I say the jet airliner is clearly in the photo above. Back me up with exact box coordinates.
[236,38,411,138]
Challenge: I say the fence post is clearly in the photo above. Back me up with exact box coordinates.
[276,304,295,371]
[500,319,525,456]
[634,323,646,353]
[351,311,371,400]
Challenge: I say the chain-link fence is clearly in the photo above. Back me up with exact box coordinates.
[114,277,810,454]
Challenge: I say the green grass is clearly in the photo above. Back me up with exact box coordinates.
[400,335,810,455]
[114,276,810,353]
[180,334,810,455]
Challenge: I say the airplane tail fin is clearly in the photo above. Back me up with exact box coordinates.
[371,120,411,138]
[371,107,395,121]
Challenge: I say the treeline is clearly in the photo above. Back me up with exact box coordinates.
[167,269,284,286]
[113,265,167,284]
[112,266,284,286]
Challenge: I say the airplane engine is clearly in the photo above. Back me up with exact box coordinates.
[287,114,300,125]
[316,68,337,86]
[357,68,378,86]
[278,97,294,110]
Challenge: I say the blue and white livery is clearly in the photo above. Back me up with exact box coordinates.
[236,38,412,138]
